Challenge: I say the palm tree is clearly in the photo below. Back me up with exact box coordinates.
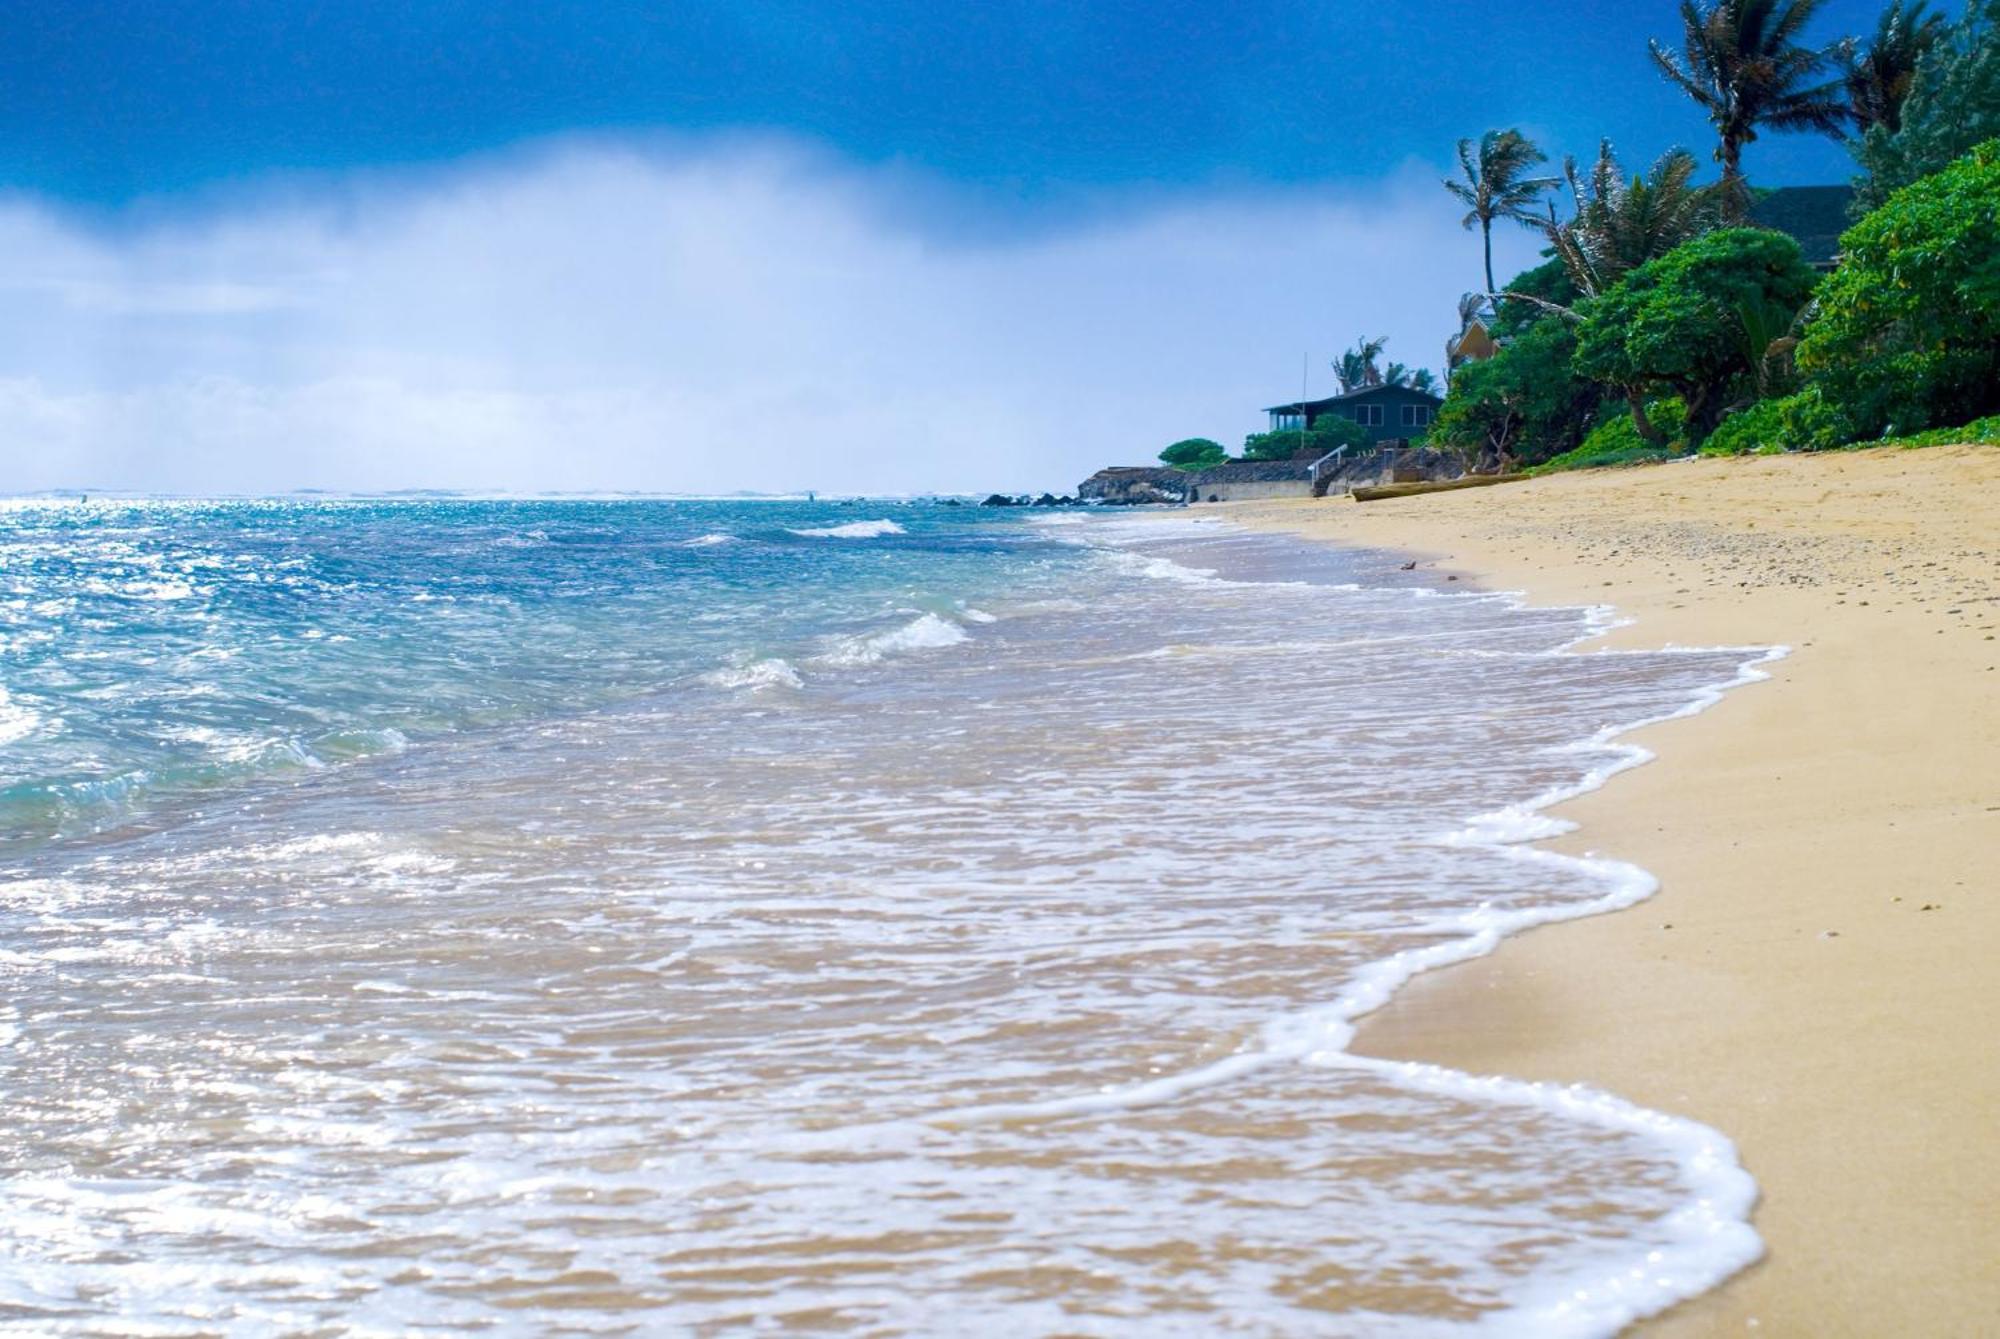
[1443,129,1560,294]
[1542,141,1720,299]
[1334,336,1390,393]
[1650,0,1850,221]
[1839,1,1948,133]
[1378,362,1441,395]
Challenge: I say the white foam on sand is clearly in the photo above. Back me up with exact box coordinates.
[788,519,906,539]
[803,526,1787,1336]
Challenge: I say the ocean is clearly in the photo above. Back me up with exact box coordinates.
[0,498,1772,1335]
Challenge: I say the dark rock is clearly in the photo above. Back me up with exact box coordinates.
[980,494,1019,507]
[1076,467,1193,506]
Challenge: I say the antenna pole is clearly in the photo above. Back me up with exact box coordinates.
[1300,351,1308,457]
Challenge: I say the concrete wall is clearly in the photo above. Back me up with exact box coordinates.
[1193,480,1315,503]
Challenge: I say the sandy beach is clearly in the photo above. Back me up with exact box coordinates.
[1218,444,1999,1336]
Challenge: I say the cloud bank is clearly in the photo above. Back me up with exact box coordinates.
[0,140,1545,495]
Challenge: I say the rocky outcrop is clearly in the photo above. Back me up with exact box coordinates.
[1074,445,1470,505]
[982,492,1081,507]
[1076,467,1193,505]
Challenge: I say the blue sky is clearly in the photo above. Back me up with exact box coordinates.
[7,0,1877,205]
[0,0,1894,493]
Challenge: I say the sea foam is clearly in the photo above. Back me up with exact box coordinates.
[789,518,907,539]
[700,657,805,691]
[0,498,1783,1335]
[813,612,970,666]
[0,688,43,747]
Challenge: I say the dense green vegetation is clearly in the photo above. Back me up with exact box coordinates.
[1792,139,2000,440]
[1243,417,1366,461]
[1432,319,1601,470]
[1532,399,1689,472]
[1573,228,1818,445]
[1426,1,2000,475]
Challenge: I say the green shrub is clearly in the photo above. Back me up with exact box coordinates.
[1768,384,1853,451]
[1159,438,1228,471]
[1573,229,1819,445]
[1873,414,2000,449]
[1531,398,1688,473]
[1242,416,1367,461]
[1432,317,1604,470]
[1703,397,2000,456]
[1795,140,2000,444]
[1307,415,1370,454]
[1491,258,1582,339]
[1699,398,1791,455]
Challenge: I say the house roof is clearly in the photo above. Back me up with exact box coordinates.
[1447,318,1500,359]
[1264,382,1445,415]
[1749,185,1854,266]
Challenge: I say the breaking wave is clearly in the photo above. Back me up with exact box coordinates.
[789,519,907,539]
[813,612,971,667]
[700,657,805,692]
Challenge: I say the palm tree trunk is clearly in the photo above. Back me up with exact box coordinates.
[1482,219,1496,295]
[1719,138,1748,224]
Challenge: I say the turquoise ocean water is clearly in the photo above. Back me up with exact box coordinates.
[0,498,1768,1335]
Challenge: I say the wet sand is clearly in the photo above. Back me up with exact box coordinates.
[1216,444,2000,1335]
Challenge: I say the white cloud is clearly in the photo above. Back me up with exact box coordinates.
[0,139,1544,495]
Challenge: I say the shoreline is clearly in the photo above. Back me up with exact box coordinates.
[1211,445,1999,1335]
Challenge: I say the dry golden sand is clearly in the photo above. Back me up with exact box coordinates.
[1216,444,1998,1337]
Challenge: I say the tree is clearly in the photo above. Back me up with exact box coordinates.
[1489,258,1582,338]
[1650,0,1850,221]
[1542,142,1720,298]
[1573,228,1820,444]
[1380,362,1439,393]
[1334,336,1389,393]
[1839,1,1950,133]
[1159,438,1228,471]
[1795,138,2000,442]
[1443,129,1561,293]
[1432,318,1606,471]
[1241,417,1368,461]
[1852,0,2000,211]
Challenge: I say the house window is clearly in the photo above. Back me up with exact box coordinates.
[1401,404,1433,428]
[1355,405,1385,427]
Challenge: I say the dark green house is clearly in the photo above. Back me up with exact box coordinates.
[1264,383,1444,446]
[1748,185,1854,270]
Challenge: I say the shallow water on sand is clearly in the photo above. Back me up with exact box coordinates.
[0,500,1763,1334]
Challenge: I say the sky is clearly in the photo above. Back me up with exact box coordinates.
[1,0,1891,494]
